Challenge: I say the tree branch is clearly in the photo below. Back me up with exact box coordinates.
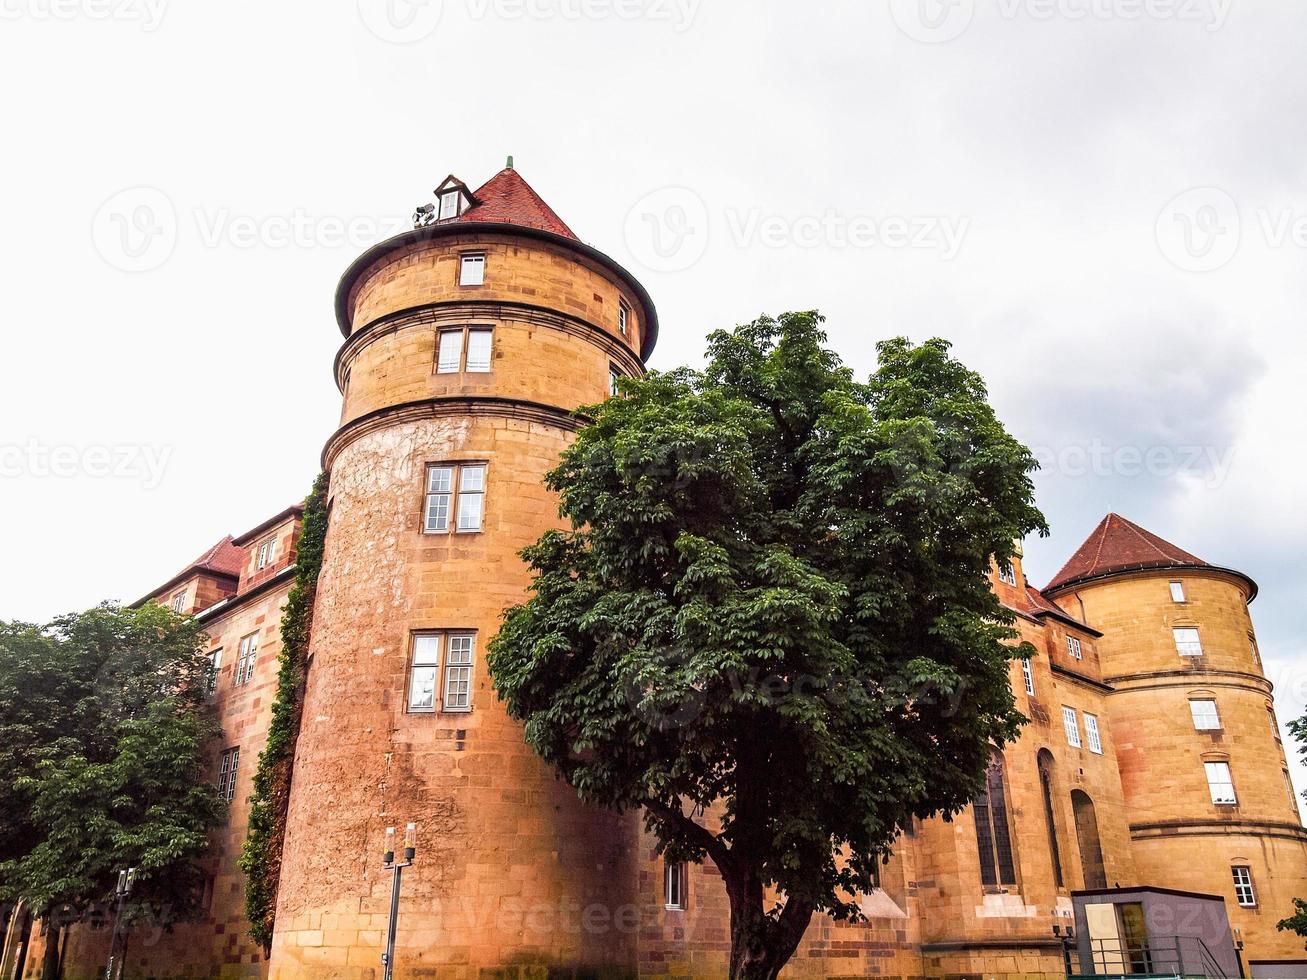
[640,797,736,876]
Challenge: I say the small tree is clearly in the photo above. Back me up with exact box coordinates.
[1279,715,1307,943]
[489,312,1047,979]
[0,603,223,977]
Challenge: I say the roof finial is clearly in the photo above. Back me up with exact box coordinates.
[506,154,514,170]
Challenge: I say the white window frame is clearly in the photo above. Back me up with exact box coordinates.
[1062,706,1081,748]
[664,860,686,910]
[171,590,187,613]
[609,365,621,397]
[407,633,441,713]
[437,326,493,374]
[1190,699,1221,731]
[439,190,461,220]
[1084,713,1103,754]
[235,632,258,686]
[459,252,485,286]
[1174,627,1204,657]
[1205,761,1237,805]
[217,747,240,804]
[1170,580,1187,603]
[1022,657,1035,696]
[256,537,276,570]
[618,301,630,336]
[206,648,222,695]
[424,463,487,534]
[997,564,1017,587]
[443,634,475,712]
[1066,636,1083,660]
[1231,866,1256,907]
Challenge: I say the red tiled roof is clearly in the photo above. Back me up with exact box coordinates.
[181,535,247,579]
[451,167,578,240]
[1045,513,1206,593]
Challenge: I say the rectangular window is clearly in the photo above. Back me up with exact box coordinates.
[1084,713,1103,754]
[1022,657,1035,696]
[459,253,485,286]
[465,328,493,372]
[235,632,258,686]
[1174,627,1204,657]
[171,590,187,613]
[1251,636,1261,668]
[439,190,460,220]
[437,327,493,374]
[217,747,240,804]
[664,860,686,909]
[610,365,621,397]
[618,301,630,336]
[997,564,1017,587]
[443,634,474,711]
[1286,770,1299,815]
[1067,636,1083,660]
[437,330,463,373]
[1170,580,1187,603]
[407,633,441,712]
[1205,761,1237,804]
[1232,866,1256,907]
[206,648,222,695]
[1062,706,1081,748]
[256,537,276,570]
[1271,707,1281,740]
[1190,699,1221,730]
[425,463,486,534]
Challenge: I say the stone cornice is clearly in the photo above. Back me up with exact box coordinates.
[1130,818,1307,844]
[1106,668,1273,697]
[333,300,646,392]
[322,396,587,470]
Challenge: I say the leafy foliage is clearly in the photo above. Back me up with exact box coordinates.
[1279,716,1307,942]
[239,473,328,953]
[0,602,222,930]
[488,312,1047,979]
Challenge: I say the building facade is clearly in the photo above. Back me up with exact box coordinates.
[9,166,1307,980]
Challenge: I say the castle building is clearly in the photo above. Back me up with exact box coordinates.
[7,166,1306,980]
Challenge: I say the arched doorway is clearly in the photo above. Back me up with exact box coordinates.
[1037,750,1065,888]
[1072,789,1107,889]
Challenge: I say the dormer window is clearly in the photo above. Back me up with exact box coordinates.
[997,564,1017,587]
[170,590,188,614]
[256,536,277,570]
[439,190,462,220]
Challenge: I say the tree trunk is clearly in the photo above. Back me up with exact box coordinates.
[39,923,60,980]
[724,870,815,980]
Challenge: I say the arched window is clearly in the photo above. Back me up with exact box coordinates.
[1038,750,1065,888]
[973,754,1017,887]
[1071,789,1107,889]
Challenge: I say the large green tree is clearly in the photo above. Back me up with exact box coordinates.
[0,603,223,977]
[489,312,1047,980]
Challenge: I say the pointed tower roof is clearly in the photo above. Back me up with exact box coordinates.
[450,167,578,240]
[1044,513,1256,599]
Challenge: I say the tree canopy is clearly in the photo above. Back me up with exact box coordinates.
[0,602,223,968]
[488,311,1047,979]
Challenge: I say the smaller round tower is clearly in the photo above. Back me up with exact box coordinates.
[1045,514,1307,961]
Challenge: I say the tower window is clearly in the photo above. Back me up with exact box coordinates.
[664,860,686,909]
[618,301,630,336]
[459,253,485,286]
[443,634,475,711]
[1205,761,1237,805]
[1084,713,1103,754]
[1170,580,1187,603]
[424,463,487,534]
[407,633,442,712]
[1190,699,1221,731]
[256,536,277,570]
[972,755,1017,887]
[171,590,188,613]
[1270,705,1281,740]
[205,648,222,695]
[437,327,493,374]
[1021,657,1034,696]
[217,747,240,804]
[406,631,476,713]
[1231,866,1256,907]
[235,632,259,686]
[1066,636,1083,660]
[1062,706,1081,748]
[439,190,461,220]
[997,564,1017,587]
[1173,627,1204,657]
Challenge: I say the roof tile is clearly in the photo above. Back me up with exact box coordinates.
[1045,513,1205,592]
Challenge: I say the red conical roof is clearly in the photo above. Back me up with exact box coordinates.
[452,167,577,240]
[1045,513,1208,592]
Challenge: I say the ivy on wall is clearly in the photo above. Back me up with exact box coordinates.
[239,472,328,953]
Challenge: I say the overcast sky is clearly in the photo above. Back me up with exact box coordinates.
[2,1,1305,798]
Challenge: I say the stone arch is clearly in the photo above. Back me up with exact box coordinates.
[1037,749,1065,888]
[1071,789,1107,889]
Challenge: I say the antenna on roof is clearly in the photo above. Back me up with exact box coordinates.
[505,155,514,170]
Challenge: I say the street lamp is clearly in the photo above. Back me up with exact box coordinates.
[104,868,136,980]
[381,823,416,980]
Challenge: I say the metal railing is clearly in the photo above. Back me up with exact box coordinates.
[1069,934,1228,978]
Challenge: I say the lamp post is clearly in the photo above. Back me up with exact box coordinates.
[381,823,415,980]
[103,868,135,980]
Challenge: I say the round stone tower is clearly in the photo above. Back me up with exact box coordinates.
[270,166,656,979]
[1045,513,1307,961]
